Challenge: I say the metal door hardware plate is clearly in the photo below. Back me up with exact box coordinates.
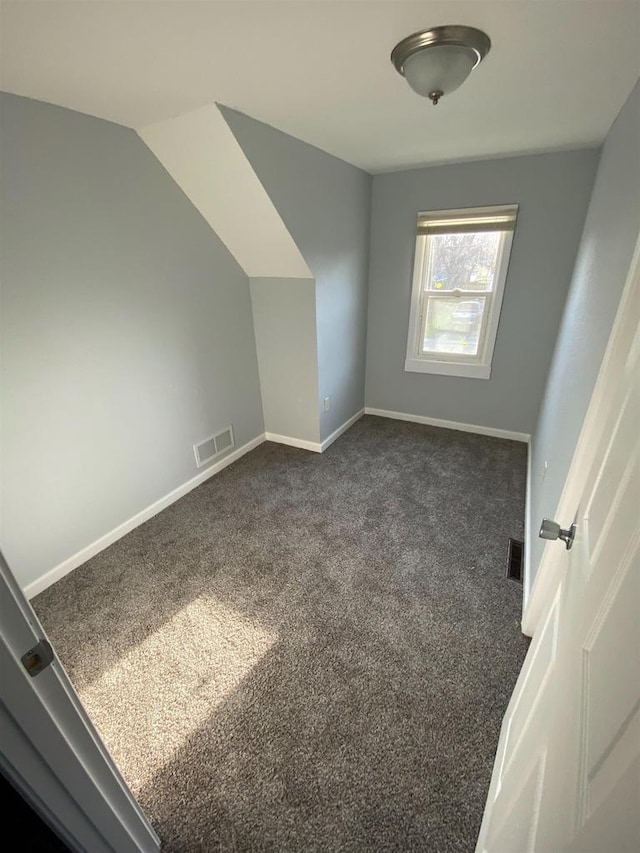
[21,638,54,677]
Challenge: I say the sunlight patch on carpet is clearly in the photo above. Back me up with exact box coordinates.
[79,596,277,794]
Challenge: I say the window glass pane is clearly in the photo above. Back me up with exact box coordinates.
[426,231,501,292]
[422,296,486,356]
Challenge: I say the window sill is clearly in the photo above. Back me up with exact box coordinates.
[404,357,491,380]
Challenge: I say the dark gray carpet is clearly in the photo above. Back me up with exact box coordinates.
[34,415,529,852]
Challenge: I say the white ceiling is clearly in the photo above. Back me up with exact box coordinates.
[1,1,639,173]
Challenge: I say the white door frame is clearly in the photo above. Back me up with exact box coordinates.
[522,231,640,638]
[0,551,160,852]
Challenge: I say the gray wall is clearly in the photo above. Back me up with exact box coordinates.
[365,149,600,434]
[250,278,320,442]
[528,80,640,594]
[0,93,264,590]
[221,107,372,442]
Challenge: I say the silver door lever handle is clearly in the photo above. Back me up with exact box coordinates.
[539,518,576,550]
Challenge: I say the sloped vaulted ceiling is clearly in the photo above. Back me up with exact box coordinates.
[138,105,312,279]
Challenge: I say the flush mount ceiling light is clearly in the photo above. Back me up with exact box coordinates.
[391,25,491,105]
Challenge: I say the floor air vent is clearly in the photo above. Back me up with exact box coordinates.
[193,426,235,468]
[506,538,524,582]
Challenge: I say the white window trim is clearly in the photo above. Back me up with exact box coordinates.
[405,204,518,380]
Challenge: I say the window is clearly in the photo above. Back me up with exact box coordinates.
[405,204,518,379]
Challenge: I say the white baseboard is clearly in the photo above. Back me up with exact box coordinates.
[23,433,266,599]
[265,409,365,454]
[320,408,365,452]
[363,407,530,444]
[264,432,322,453]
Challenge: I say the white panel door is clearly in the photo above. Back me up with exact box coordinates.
[0,551,160,852]
[476,235,640,853]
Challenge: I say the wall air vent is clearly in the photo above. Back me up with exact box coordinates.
[214,427,234,454]
[193,426,235,468]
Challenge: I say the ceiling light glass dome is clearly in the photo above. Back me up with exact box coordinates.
[391,26,491,105]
